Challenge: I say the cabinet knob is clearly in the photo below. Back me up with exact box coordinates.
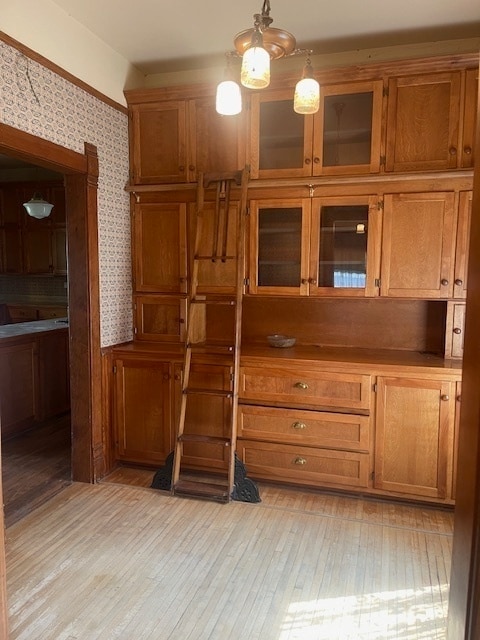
[174,374,181,381]
[179,165,185,172]
[292,421,307,430]
[464,146,472,155]
[441,394,449,401]
[441,279,449,286]
[294,382,309,390]
[163,373,171,381]
[304,158,312,165]
[313,157,320,164]
[301,278,309,285]
[454,278,463,286]
[189,165,195,172]
[449,146,457,156]
[457,394,462,402]
[293,457,307,466]
[309,278,317,285]
[453,327,462,334]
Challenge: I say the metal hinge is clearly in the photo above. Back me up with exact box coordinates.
[244,277,250,286]
[134,327,138,334]
[370,470,375,481]
[377,199,384,210]
[379,156,386,167]
[374,279,381,288]
[383,86,389,97]
[113,365,117,374]
[246,206,250,216]
[373,382,378,392]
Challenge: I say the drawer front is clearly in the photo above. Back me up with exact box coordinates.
[240,366,371,410]
[238,405,370,451]
[238,440,370,488]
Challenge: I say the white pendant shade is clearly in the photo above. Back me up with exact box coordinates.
[240,46,270,89]
[216,80,242,116]
[294,77,320,114]
[23,193,54,219]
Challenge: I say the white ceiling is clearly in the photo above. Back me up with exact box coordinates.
[49,0,480,74]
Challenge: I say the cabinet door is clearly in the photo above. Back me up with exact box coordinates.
[381,192,456,298]
[385,72,462,172]
[114,357,173,464]
[0,340,39,438]
[250,89,314,179]
[454,191,472,299]
[0,226,23,273]
[445,302,465,359]
[134,295,186,342]
[452,382,462,500]
[23,225,53,274]
[133,202,187,293]
[461,68,478,168]
[309,195,381,297]
[314,80,383,176]
[249,198,311,295]
[130,101,187,184]
[52,227,67,275]
[38,330,70,419]
[374,376,455,499]
[188,97,246,182]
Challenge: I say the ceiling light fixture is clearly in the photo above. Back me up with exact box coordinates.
[23,192,54,219]
[216,0,320,116]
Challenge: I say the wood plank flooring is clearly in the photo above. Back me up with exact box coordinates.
[6,476,453,639]
[1,415,71,528]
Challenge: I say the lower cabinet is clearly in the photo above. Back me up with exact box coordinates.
[113,356,174,465]
[374,375,456,501]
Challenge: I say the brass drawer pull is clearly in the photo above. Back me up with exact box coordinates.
[293,457,307,466]
[294,382,309,390]
[292,421,307,430]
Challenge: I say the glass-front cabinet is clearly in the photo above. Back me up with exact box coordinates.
[249,81,383,179]
[249,196,381,296]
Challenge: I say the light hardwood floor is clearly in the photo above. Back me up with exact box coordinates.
[5,475,453,639]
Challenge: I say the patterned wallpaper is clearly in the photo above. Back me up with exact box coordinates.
[0,41,133,346]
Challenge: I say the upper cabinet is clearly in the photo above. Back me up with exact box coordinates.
[381,191,456,298]
[385,72,462,172]
[453,191,472,299]
[249,81,383,179]
[248,195,382,297]
[462,68,478,168]
[129,97,245,185]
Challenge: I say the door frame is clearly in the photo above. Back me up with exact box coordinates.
[0,122,102,482]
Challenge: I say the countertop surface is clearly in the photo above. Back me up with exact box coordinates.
[0,318,68,339]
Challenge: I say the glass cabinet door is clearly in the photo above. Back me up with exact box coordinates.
[249,199,311,295]
[313,81,383,176]
[250,90,314,178]
[309,196,381,297]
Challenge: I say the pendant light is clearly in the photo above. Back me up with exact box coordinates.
[23,192,54,219]
[216,54,242,116]
[216,1,320,116]
[294,56,320,114]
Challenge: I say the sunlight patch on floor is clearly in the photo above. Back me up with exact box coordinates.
[280,583,449,639]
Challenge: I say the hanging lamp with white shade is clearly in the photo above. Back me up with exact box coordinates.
[23,192,54,219]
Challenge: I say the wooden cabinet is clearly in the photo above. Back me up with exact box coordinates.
[130,101,188,184]
[134,295,186,342]
[38,330,70,419]
[445,302,465,359]
[385,72,462,172]
[129,97,246,185]
[381,191,456,298]
[133,202,187,294]
[374,375,456,500]
[113,355,174,464]
[249,196,382,297]
[0,181,66,275]
[250,81,383,179]
[461,68,478,168]
[238,361,373,491]
[453,191,472,299]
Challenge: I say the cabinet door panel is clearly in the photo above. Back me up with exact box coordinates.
[445,302,465,359]
[114,358,172,464]
[386,72,461,172]
[374,376,455,499]
[134,295,186,342]
[0,341,39,437]
[314,81,383,176]
[133,202,187,293]
[23,226,53,274]
[461,68,478,168]
[130,101,187,184]
[188,98,246,181]
[381,192,456,298]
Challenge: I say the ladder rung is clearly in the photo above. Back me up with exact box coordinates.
[188,343,235,354]
[173,480,230,503]
[183,388,233,398]
[178,434,232,446]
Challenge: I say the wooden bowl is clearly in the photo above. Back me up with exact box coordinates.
[267,334,296,348]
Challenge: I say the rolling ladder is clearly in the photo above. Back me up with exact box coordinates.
[170,167,257,503]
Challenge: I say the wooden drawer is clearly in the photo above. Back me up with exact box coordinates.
[239,366,371,411]
[7,305,37,323]
[37,306,67,320]
[238,404,370,451]
[238,440,370,488]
